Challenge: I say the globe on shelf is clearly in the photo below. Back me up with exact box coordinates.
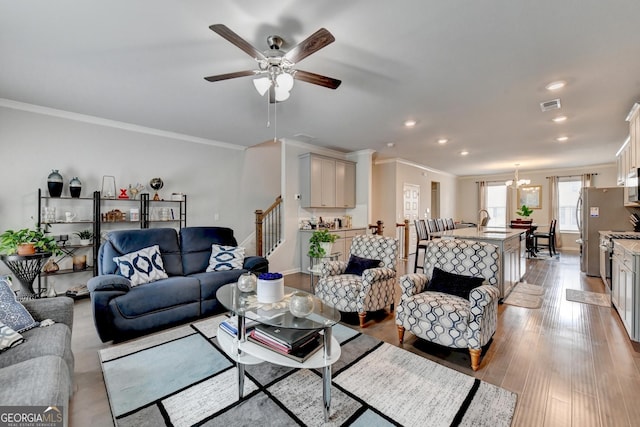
[149,177,164,201]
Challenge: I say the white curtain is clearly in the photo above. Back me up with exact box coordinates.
[506,185,514,225]
[581,173,593,188]
[548,176,562,248]
[478,180,487,211]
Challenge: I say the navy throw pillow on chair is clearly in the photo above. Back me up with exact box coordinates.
[344,255,382,276]
[426,267,485,299]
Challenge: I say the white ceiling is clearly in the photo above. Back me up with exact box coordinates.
[2,0,640,176]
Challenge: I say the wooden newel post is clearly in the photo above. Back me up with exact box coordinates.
[255,209,264,257]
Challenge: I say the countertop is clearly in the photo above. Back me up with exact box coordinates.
[299,227,367,232]
[613,239,640,255]
[432,227,525,241]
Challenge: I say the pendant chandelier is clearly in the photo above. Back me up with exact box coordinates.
[505,164,530,188]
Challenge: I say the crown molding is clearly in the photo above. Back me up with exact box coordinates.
[0,98,245,151]
[374,157,455,177]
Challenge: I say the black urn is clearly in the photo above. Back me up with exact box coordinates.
[69,176,82,198]
[47,169,63,197]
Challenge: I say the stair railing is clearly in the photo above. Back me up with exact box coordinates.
[255,196,283,257]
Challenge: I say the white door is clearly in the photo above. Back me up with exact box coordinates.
[404,183,420,254]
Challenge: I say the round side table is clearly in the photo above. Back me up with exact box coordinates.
[308,252,341,292]
[0,252,52,298]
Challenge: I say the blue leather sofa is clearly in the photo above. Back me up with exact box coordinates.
[87,227,268,342]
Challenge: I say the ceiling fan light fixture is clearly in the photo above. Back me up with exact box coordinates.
[253,77,271,96]
[275,86,290,101]
[276,72,294,92]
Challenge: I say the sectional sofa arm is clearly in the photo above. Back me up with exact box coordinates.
[243,256,269,273]
[22,296,74,329]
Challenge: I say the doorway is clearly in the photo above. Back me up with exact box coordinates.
[431,181,441,219]
[403,183,420,254]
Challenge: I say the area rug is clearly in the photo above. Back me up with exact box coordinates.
[566,289,611,307]
[100,315,517,427]
[503,282,544,309]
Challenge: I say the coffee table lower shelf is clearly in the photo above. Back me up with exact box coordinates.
[217,326,341,421]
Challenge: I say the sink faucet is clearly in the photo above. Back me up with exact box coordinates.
[477,209,491,232]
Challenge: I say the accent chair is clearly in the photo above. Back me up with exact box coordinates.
[396,238,500,371]
[315,234,398,328]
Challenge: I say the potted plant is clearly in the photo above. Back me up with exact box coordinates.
[0,227,61,256]
[74,229,94,246]
[515,204,533,219]
[308,229,339,258]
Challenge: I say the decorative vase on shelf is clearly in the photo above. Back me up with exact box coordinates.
[47,169,63,197]
[69,176,82,198]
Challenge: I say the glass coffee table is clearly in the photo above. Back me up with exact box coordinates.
[216,283,341,422]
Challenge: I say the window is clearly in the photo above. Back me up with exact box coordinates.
[486,184,507,227]
[558,179,581,231]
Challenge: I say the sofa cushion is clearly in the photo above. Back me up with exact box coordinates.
[206,244,245,272]
[0,277,39,333]
[0,355,70,407]
[113,245,169,286]
[100,228,183,276]
[0,321,24,352]
[111,276,201,317]
[180,227,238,275]
[0,323,72,372]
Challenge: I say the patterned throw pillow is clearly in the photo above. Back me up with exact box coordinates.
[206,244,245,272]
[0,321,24,352]
[0,276,39,332]
[113,245,168,287]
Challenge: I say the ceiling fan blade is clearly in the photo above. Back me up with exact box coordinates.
[284,28,335,64]
[209,24,266,61]
[294,70,341,89]
[204,70,256,82]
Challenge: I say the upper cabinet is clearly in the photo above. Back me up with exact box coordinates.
[618,103,640,188]
[300,153,356,208]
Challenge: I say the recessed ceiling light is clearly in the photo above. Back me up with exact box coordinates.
[460,150,469,156]
[552,115,567,123]
[386,142,395,147]
[437,138,448,144]
[546,80,566,91]
[404,120,417,127]
[556,136,569,142]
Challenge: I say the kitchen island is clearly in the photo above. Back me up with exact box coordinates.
[431,227,526,298]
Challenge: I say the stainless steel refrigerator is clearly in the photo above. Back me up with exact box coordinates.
[578,187,632,276]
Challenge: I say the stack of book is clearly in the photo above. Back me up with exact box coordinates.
[219,315,259,336]
[248,324,323,363]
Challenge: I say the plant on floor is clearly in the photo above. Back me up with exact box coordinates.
[308,229,339,258]
[0,227,61,255]
[516,204,533,218]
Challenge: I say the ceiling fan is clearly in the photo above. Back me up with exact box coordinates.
[204,24,341,102]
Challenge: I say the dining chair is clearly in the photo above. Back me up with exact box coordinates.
[435,218,445,232]
[426,219,438,234]
[413,219,429,273]
[446,218,455,230]
[533,219,557,257]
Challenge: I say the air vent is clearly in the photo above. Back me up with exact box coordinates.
[540,98,561,112]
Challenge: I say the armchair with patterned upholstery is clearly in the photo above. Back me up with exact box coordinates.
[315,234,398,328]
[396,239,500,371]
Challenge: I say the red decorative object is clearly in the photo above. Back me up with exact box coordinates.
[118,188,129,199]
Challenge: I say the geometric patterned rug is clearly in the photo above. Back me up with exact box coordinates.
[100,315,517,427]
[566,289,611,307]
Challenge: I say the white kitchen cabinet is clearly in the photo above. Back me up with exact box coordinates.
[300,153,356,208]
[611,240,639,341]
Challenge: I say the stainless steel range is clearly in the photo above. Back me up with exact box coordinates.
[599,232,640,288]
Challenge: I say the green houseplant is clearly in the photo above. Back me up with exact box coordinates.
[516,204,534,218]
[0,227,61,256]
[74,229,94,245]
[308,229,339,258]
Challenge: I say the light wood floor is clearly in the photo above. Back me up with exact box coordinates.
[69,251,640,426]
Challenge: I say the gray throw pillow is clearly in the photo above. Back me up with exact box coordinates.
[0,276,39,333]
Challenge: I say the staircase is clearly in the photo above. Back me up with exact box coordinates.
[255,196,282,257]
